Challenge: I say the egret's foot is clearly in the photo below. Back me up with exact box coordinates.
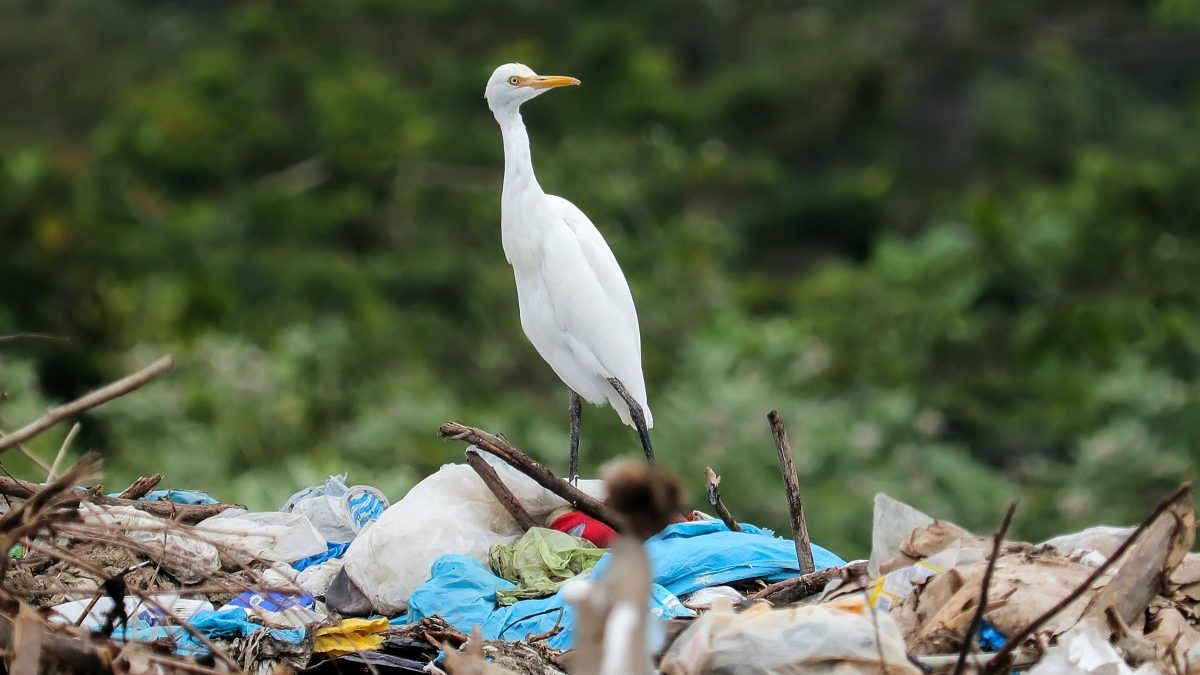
[569,390,583,482]
[607,377,655,463]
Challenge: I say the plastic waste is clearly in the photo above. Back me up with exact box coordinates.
[282,475,389,543]
[140,489,218,505]
[681,586,743,610]
[194,508,327,564]
[219,589,325,628]
[639,518,845,598]
[489,527,605,604]
[314,617,390,655]
[660,595,921,675]
[407,554,691,651]
[116,607,306,657]
[867,545,983,611]
[49,593,212,630]
[1027,619,1161,675]
[1039,526,1136,566]
[546,506,617,547]
[869,493,935,577]
[341,451,606,614]
[80,504,220,583]
[295,557,345,597]
[291,541,351,572]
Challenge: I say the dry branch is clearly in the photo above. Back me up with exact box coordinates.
[0,474,238,524]
[741,561,868,606]
[767,410,815,575]
[952,501,1017,675]
[0,356,174,454]
[439,421,622,531]
[466,449,536,530]
[704,467,741,533]
[115,474,164,501]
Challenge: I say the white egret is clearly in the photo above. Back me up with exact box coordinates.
[484,62,654,479]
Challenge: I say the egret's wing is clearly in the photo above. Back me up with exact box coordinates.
[540,195,651,425]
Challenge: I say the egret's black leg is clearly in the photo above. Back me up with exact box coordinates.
[607,377,655,463]
[569,390,583,484]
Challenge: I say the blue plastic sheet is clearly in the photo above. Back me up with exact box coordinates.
[116,607,306,657]
[104,488,219,505]
[291,541,352,571]
[407,518,845,650]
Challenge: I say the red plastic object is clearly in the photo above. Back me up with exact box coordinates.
[548,511,618,548]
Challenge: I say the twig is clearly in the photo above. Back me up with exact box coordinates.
[704,467,741,533]
[465,449,536,530]
[0,430,53,474]
[952,501,1017,675]
[0,356,174,453]
[115,474,164,501]
[985,483,1192,674]
[0,333,69,345]
[767,410,814,575]
[70,591,104,628]
[46,423,81,483]
[439,422,622,530]
[740,561,868,606]
[0,474,237,524]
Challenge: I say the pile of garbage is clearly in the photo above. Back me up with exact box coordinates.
[0,418,1194,675]
[0,356,1193,675]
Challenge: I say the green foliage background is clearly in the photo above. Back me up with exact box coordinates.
[3,0,1200,558]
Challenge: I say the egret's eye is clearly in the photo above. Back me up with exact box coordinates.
[508,76,521,85]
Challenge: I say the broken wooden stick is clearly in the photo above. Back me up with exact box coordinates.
[767,410,814,575]
[0,474,238,525]
[439,422,623,531]
[740,561,868,606]
[115,474,164,501]
[952,500,1017,675]
[704,467,741,533]
[985,483,1192,674]
[465,449,536,531]
[0,356,174,454]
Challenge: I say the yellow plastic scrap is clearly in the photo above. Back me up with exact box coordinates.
[314,617,390,656]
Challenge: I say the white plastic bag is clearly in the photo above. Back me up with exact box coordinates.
[49,593,212,629]
[194,509,326,564]
[342,449,606,614]
[80,504,221,583]
[660,595,921,675]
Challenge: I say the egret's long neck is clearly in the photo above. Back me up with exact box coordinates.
[498,111,542,197]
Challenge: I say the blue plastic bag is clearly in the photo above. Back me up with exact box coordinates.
[407,518,845,650]
[116,607,306,657]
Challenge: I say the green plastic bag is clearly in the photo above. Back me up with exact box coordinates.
[489,527,605,605]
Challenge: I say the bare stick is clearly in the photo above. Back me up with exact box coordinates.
[740,561,868,607]
[0,430,53,474]
[767,410,814,575]
[46,423,81,483]
[439,421,622,530]
[0,333,69,345]
[704,467,741,532]
[0,474,237,524]
[0,356,174,453]
[465,449,536,530]
[953,501,1017,675]
[985,484,1192,674]
[115,474,164,501]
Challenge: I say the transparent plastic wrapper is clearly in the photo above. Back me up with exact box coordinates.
[342,449,606,614]
[1027,619,1162,675]
[1038,526,1135,566]
[194,509,327,564]
[282,475,389,543]
[80,504,220,583]
[660,595,920,675]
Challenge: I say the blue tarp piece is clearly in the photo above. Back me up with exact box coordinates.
[408,555,691,651]
[407,518,846,651]
[639,519,845,597]
[116,607,306,657]
[290,541,352,571]
[105,488,219,505]
[979,621,1006,652]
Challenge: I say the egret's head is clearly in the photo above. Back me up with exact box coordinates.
[485,63,579,117]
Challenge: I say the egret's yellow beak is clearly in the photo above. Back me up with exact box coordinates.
[521,75,581,90]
